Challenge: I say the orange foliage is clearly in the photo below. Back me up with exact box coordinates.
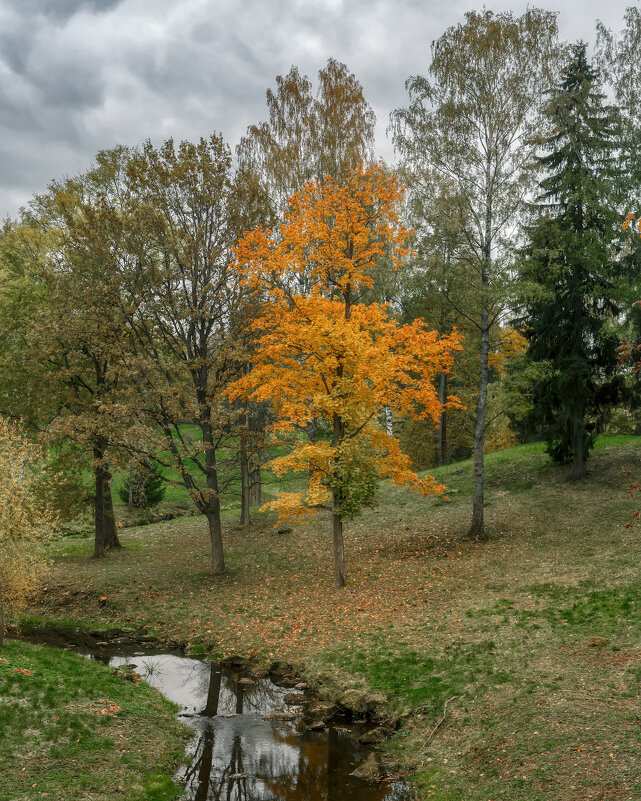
[488,327,528,377]
[228,165,462,526]
[623,212,641,236]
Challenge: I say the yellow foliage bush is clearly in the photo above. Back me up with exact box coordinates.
[0,415,55,641]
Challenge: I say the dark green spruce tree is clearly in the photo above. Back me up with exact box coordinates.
[518,43,624,479]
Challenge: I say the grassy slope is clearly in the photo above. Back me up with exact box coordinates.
[0,640,190,801]
[24,437,641,800]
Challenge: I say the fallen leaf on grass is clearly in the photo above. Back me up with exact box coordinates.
[14,667,31,675]
[99,706,122,715]
[89,700,122,715]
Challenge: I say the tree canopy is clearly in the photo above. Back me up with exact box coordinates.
[391,8,561,539]
[517,43,624,479]
[229,165,462,587]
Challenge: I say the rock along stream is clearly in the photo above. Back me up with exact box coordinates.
[88,647,411,801]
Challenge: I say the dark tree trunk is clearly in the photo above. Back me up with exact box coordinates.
[246,402,263,509]
[239,428,251,527]
[249,468,261,506]
[468,313,490,541]
[205,508,225,574]
[434,372,447,466]
[331,410,347,588]
[469,185,493,542]
[570,409,587,480]
[307,417,318,443]
[102,471,121,549]
[327,284,352,589]
[93,447,106,558]
[307,416,318,486]
[200,414,225,574]
[332,503,347,589]
[170,418,225,573]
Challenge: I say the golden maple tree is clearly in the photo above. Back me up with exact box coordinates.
[229,165,462,587]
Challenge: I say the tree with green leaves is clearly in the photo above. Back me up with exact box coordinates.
[397,187,475,466]
[518,43,624,479]
[596,6,641,210]
[238,57,375,213]
[596,7,641,375]
[391,8,561,539]
[104,135,265,574]
[118,463,166,510]
[0,190,128,558]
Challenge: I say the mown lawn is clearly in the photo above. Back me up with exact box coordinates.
[23,437,641,800]
[0,640,190,801]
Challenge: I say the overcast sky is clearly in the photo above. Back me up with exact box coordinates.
[0,0,636,219]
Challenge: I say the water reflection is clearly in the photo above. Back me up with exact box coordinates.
[104,653,408,801]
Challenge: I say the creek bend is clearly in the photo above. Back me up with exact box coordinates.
[79,644,410,801]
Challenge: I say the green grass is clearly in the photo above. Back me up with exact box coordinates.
[0,640,190,801]
[470,580,641,633]
[320,638,505,714]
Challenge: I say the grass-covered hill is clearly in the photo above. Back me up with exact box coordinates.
[0,639,189,801]
[22,437,641,800]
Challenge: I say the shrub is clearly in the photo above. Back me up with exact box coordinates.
[118,463,166,508]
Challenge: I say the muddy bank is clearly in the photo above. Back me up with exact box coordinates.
[13,622,401,729]
[12,621,185,652]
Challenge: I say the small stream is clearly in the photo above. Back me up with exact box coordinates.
[87,647,411,801]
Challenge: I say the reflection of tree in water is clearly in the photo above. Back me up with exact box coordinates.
[228,672,284,716]
[181,661,405,801]
[197,663,284,716]
[327,726,339,800]
[181,664,220,800]
[201,664,223,717]
[192,727,214,801]
[228,735,248,800]
[182,664,252,801]
[261,730,325,800]
[261,726,402,801]
[185,729,250,801]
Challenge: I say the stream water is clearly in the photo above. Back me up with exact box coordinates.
[88,648,411,801]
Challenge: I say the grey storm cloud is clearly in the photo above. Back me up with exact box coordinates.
[6,0,124,21]
[0,0,632,219]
